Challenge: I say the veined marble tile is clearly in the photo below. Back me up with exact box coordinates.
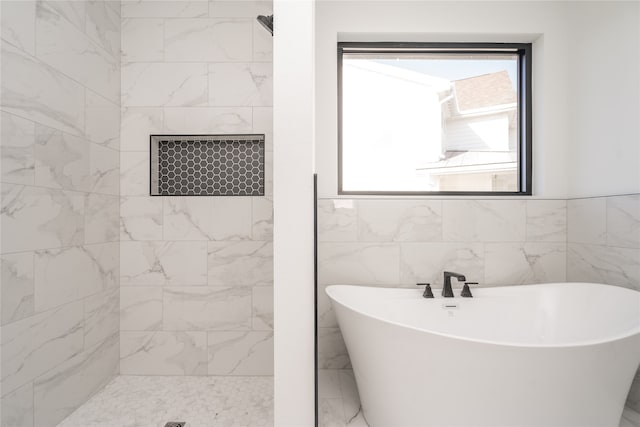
[358,200,442,242]
[35,2,119,103]
[607,195,640,248]
[163,286,251,331]
[252,286,273,330]
[1,252,35,325]
[120,107,162,152]
[252,197,273,241]
[318,243,400,286]
[120,331,207,375]
[211,197,253,240]
[163,107,252,135]
[89,144,119,195]
[34,243,118,312]
[318,199,357,242]
[39,0,85,31]
[120,151,149,196]
[340,370,368,427]
[163,197,214,240]
[120,286,162,331]
[120,196,163,241]
[399,242,484,286]
[120,241,208,286]
[1,1,36,55]
[1,112,35,185]
[526,199,567,242]
[1,301,84,396]
[484,243,566,286]
[34,333,118,427]
[567,243,640,290]
[121,0,208,18]
[252,107,272,140]
[207,241,273,286]
[122,62,207,107]
[253,19,273,61]
[121,18,164,63]
[85,90,120,150]
[34,124,89,191]
[165,18,252,62]
[1,185,84,253]
[84,287,119,349]
[319,398,347,427]
[318,328,350,370]
[318,284,338,328]
[318,369,342,399]
[85,193,119,244]
[85,0,121,57]
[207,331,273,375]
[567,197,607,245]
[209,62,273,107]
[442,200,526,242]
[1,382,33,427]
[209,0,272,18]
[1,40,84,136]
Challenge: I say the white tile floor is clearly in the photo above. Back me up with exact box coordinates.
[57,373,640,427]
[56,376,273,427]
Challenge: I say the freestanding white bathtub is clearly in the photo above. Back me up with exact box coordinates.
[326,283,640,427]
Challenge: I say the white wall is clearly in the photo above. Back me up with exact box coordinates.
[273,1,316,426]
[315,0,572,198]
[567,2,640,198]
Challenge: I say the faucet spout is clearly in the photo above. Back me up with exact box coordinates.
[442,271,466,298]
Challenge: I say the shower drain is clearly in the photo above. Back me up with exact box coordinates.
[164,423,186,427]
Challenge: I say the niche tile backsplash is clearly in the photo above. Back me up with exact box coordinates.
[151,135,265,196]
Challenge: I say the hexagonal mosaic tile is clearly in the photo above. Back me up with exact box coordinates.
[151,135,265,196]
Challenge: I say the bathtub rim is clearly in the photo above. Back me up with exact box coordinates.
[326,282,640,349]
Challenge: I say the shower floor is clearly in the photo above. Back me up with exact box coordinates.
[56,376,273,427]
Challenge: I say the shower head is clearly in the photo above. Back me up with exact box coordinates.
[257,14,273,36]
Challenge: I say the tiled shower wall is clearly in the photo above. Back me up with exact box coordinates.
[1,1,121,426]
[317,195,640,419]
[119,0,274,376]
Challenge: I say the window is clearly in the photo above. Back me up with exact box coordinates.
[338,42,532,195]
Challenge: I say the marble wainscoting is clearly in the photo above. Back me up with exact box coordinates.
[317,198,568,371]
[566,194,640,411]
[317,194,640,420]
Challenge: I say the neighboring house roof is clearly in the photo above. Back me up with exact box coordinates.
[453,70,517,112]
[417,150,517,174]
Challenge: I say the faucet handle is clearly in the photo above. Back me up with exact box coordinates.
[417,283,434,298]
[461,282,478,298]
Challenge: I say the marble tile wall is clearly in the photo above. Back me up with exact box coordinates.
[0,1,121,426]
[119,0,273,376]
[317,194,640,419]
[566,194,640,411]
[317,198,569,370]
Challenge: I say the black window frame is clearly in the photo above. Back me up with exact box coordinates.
[337,42,533,196]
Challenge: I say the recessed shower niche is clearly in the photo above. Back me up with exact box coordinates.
[150,134,266,196]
